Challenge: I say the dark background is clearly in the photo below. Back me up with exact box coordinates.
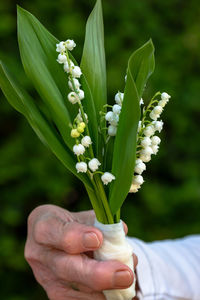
[0,0,200,299]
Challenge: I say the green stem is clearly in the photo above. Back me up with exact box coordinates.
[94,175,114,224]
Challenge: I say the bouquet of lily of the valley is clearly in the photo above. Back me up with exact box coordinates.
[0,0,171,299]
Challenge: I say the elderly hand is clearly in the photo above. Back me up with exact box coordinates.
[25,205,138,300]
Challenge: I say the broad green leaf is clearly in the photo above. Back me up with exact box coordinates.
[81,0,107,132]
[109,70,140,214]
[17,6,74,149]
[129,39,155,99]
[0,61,92,188]
[109,40,155,215]
[17,7,98,151]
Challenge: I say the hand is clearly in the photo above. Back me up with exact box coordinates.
[25,205,138,300]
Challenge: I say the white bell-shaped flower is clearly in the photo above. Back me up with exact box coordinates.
[151,144,159,155]
[141,146,153,156]
[68,92,78,104]
[73,144,85,156]
[129,183,140,193]
[112,104,121,115]
[153,120,164,132]
[56,41,66,53]
[72,66,82,78]
[68,78,81,91]
[161,92,171,101]
[141,137,152,147]
[132,175,144,186]
[77,89,84,100]
[134,160,146,175]
[66,39,76,51]
[57,53,67,64]
[109,113,119,126]
[115,92,124,105]
[108,125,117,136]
[105,111,114,122]
[88,158,101,172]
[151,136,161,145]
[144,125,155,137]
[76,162,87,173]
[81,136,92,148]
[140,153,151,163]
[101,172,115,185]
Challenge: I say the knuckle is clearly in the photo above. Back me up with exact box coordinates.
[92,263,108,291]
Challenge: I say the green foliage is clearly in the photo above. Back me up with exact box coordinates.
[109,40,154,215]
[81,0,107,144]
[0,0,200,298]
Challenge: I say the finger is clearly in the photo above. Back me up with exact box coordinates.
[33,215,103,254]
[47,282,105,300]
[48,250,134,291]
[72,210,96,226]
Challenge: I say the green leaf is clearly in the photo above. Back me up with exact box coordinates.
[129,39,155,99]
[81,0,107,129]
[17,6,75,149]
[0,61,92,188]
[109,40,155,215]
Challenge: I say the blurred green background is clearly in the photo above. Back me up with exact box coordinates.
[0,0,200,298]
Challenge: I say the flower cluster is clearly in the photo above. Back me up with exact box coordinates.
[56,39,115,186]
[130,92,171,193]
[105,92,123,136]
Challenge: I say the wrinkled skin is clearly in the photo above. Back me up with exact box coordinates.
[25,205,139,300]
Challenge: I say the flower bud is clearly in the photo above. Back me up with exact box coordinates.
[73,144,85,156]
[88,158,101,172]
[72,66,82,78]
[71,129,80,138]
[76,162,87,173]
[108,125,117,136]
[81,136,92,147]
[112,104,121,115]
[151,136,161,145]
[66,39,76,51]
[141,137,152,147]
[77,122,86,133]
[101,172,115,185]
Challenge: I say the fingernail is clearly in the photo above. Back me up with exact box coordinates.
[113,270,133,288]
[83,232,100,249]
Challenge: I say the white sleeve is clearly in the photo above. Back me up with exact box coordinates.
[127,235,200,300]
